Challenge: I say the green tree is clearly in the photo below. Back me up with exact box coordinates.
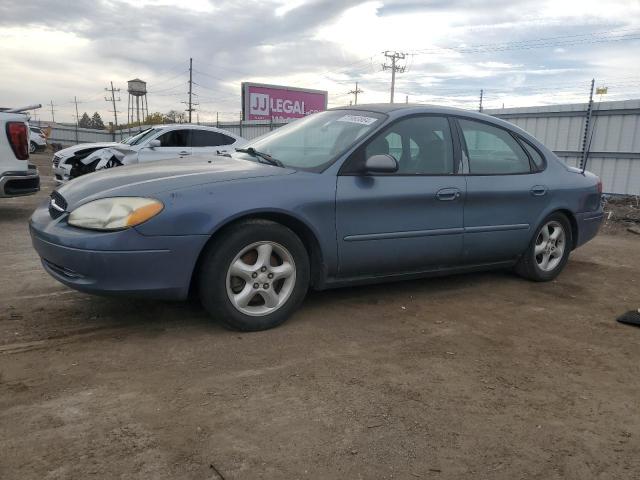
[145,112,166,125]
[91,112,105,129]
[78,112,92,128]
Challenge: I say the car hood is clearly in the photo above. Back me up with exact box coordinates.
[56,142,120,157]
[56,155,295,209]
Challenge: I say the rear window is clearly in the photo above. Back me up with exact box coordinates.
[191,130,236,147]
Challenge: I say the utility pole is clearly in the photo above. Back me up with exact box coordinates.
[73,96,79,144]
[348,82,363,105]
[187,57,193,123]
[479,89,484,112]
[49,100,56,123]
[104,81,121,132]
[382,51,406,103]
[580,78,595,171]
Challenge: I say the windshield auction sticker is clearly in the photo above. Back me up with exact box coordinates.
[336,115,378,125]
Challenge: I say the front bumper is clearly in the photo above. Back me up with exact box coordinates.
[52,156,71,184]
[29,202,210,300]
[0,168,40,198]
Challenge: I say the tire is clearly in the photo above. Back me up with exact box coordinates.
[515,212,572,282]
[198,219,310,331]
[29,141,37,154]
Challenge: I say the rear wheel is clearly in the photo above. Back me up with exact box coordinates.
[198,220,310,331]
[516,213,572,281]
[29,141,37,154]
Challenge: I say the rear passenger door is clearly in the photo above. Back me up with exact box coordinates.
[191,130,238,155]
[138,129,191,163]
[455,118,551,263]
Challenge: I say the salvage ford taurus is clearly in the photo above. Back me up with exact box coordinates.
[30,104,604,331]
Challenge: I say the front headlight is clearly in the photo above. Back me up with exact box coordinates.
[68,197,164,231]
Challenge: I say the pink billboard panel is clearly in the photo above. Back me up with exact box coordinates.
[242,83,328,122]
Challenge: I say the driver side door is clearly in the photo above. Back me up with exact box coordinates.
[335,115,466,279]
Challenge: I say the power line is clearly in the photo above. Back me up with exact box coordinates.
[348,82,363,105]
[105,81,121,130]
[382,51,407,103]
[49,100,56,123]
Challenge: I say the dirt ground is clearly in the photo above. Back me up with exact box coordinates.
[1,153,639,480]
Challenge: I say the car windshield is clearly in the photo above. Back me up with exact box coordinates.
[122,128,159,145]
[234,110,386,171]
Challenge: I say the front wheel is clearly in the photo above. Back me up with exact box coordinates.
[198,220,310,331]
[515,213,572,281]
[29,141,37,154]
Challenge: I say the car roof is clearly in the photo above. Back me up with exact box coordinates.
[329,103,533,138]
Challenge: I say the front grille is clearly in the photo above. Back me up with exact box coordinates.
[52,155,60,168]
[49,191,68,219]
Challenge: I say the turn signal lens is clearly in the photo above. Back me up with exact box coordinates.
[126,202,164,227]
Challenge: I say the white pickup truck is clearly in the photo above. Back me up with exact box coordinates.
[0,107,40,198]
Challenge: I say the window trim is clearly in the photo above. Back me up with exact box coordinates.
[451,116,537,176]
[338,113,460,177]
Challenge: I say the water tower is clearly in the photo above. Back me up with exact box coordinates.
[127,78,149,127]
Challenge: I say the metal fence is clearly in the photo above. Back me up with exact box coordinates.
[486,99,640,195]
[43,121,287,147]
[38,100,640,195]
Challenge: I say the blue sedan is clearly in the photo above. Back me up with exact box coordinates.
[30,105,604,331]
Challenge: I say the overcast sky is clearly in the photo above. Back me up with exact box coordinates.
[1,0,639,123]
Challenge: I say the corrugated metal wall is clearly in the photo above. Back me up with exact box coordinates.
[486,99,640,195]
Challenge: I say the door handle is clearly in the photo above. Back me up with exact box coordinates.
[530,185,547,196]
[436,188,461,201]
[179,151,190,156]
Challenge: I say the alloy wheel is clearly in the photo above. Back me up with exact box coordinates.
[226,241,296,316]
[534,220,566,272]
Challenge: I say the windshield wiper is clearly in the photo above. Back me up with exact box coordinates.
[235,147,285,168]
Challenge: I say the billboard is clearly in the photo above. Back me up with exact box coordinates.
[242,82,328,122]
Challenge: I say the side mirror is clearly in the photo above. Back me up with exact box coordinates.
[364,154,398,173]
[148,139,161,149]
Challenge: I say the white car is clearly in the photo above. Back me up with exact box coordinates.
[29,126,47,153]
[56,124,246,183]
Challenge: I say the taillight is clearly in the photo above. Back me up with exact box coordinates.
[596,178,602,195]
[6,122,29,160]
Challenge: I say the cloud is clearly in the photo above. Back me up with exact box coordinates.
[0,0,639,121]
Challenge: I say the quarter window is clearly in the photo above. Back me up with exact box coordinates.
[363,116,454,174]
[458,119,531,174]
[520,139,545,171]
[191,130,236,147]
[157,130,189,147]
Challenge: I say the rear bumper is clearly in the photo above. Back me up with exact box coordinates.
[0,168,40,197]
[575,210,604,248]
[29,204,209,300]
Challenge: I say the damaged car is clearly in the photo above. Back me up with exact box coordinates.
[54,124,246,183]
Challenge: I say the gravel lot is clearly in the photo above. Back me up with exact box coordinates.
[1,153,639,479]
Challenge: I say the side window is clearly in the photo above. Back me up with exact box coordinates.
[157,130,189,147]
[191,130,236,147]
[458,119,531,174]
[363,116,454,174]
[520,139,545,171]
